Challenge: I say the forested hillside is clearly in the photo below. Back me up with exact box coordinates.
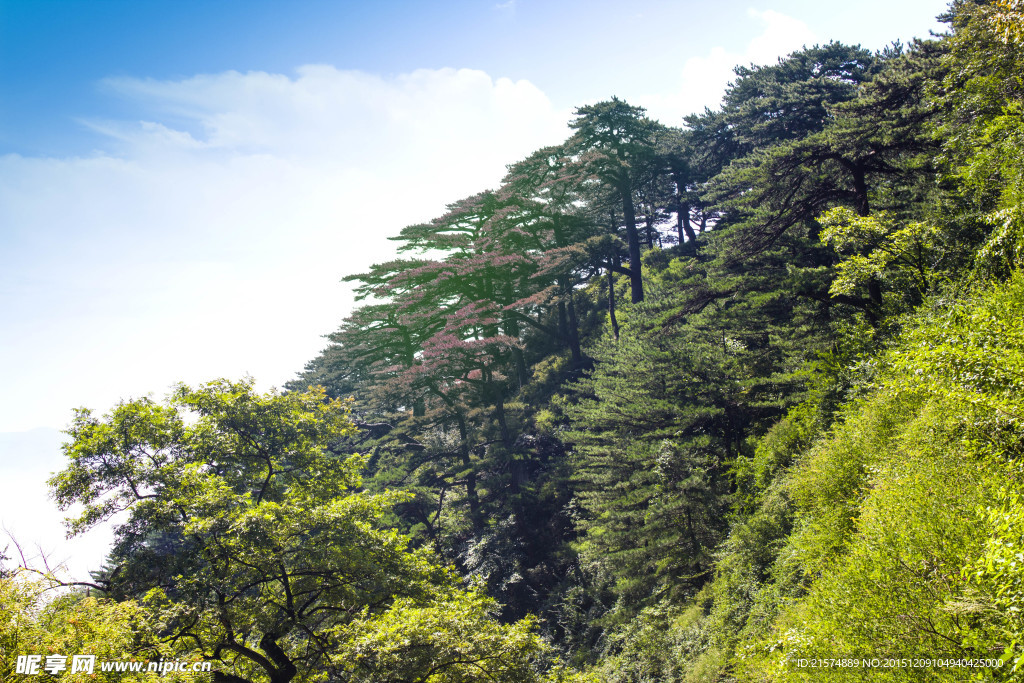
[5,0,1023,681]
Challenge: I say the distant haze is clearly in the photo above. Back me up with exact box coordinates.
[0,0,950,581]
[0,428,114,581]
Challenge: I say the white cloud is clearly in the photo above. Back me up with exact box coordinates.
[0,67,570,434]
[0,65,570,578]
[640,8,818,123]
[744,9,818,65]
[95,67,559,164]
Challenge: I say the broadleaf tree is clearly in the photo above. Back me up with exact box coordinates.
[50,380,557,683]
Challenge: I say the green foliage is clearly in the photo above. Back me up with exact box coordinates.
[591,601,707,683]
[932,0,1024,285]
[990,0,1024,44]
[734,402,820,505]
[51,380,554,683]
[278,3,1024,678]
[334,587,543,683]
[562,226,833,617]
[975,206,1024,279]
[940,0,1024,209]
[0,572,204,681]
[564,286,736,607]
[735,276,1024,680]
[607,406,815,683]
[970,474,1024,674]
[819,207,939,299]
[693,42,882,253]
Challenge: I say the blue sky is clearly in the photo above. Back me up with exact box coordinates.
[0,0,949,578]
[3,0,949,155]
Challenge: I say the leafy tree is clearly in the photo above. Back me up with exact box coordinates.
[568,98,668,302]
[991,0,1024,43]
[737,275,1024,680]
[564,273,745,608]
[696,43,880,252]
[51,380,554,683]
[501,144,607,362]
[336,588,544,683]
[0,570,205,682]
[280,7,1024,676]
[818,207,940,301]
[936,0,1024,281]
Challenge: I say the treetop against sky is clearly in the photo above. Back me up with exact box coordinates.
[0,0,948,435]
[0,0,947,577]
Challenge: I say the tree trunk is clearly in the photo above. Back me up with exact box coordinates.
[495,394,511,446]
[843,160,871,217]
[456,413,483,530]
[512,346,528,389]
[566,289,582,363]
[608,263,620,341]
[621,188,644,303]
[644,207,655,248]
[557,298,569,343]
[678,200,698,253]
[259,634,298,683]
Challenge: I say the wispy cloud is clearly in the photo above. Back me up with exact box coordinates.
[0,67,569,434]
[1,64,571,578]
[640,8,818,123]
